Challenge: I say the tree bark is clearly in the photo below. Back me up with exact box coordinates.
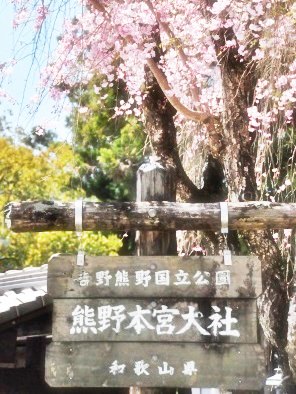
[143,33,224,203]
[211,22,296,389]
[244,230,295,391]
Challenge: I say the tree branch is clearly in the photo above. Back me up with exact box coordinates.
[88,0,214,123]
[143,61,217,202]
[144,0,200,104]
[88,0,109,14]
[146,58,212,123]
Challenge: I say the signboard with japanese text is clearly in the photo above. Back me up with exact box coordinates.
[46,342,265,390]
[46,254,265,389]
[52,298,257,343]
[47,254,262,299]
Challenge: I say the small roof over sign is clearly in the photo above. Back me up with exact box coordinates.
[0,264,51,328]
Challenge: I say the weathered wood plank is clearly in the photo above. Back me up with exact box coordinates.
[48,255,262,299]
[52,298,258,344]
[5,200,296,232]
[45,342,266,389]
[135,160,177,257]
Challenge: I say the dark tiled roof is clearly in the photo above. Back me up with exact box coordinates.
[0,265,47,293]
[0,265,51,327]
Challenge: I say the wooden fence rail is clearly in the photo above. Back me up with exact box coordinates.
[4,200,296,233]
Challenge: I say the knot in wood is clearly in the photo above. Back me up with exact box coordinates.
[148,208,157,218]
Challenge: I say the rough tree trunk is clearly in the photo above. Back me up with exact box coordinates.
[214,24,296,391]
[145,8,296,389]
[141,21,296,391]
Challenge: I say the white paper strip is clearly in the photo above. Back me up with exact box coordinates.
[74,200,83,233]
[220,202,229,234]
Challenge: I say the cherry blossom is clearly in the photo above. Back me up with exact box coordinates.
[5,0,296,200]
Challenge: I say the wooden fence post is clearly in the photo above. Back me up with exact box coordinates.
[130,157,177,394]
[134,158,222,394]
[135,157,177,257]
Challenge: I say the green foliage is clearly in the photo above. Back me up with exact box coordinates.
[67,78,145,201]
[19,127,57,149]
[0,137,76,204]
[0,231,121,272]
[0,137,122,270]
[0,77,145,270]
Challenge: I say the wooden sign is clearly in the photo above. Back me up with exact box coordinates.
[46,254,265,389]
[46,343,265,390]
[48,254,262,298]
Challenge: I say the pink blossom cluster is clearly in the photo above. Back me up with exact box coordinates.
[8,0,296,197]
[11,1,48,30]
[34,5,49,30]
[9,1,294,116]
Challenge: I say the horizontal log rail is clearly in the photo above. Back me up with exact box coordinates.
[4,200,296,232]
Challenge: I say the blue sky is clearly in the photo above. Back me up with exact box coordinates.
[0,1,77,141]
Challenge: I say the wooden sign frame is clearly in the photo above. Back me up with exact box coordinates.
[46,254,265,389]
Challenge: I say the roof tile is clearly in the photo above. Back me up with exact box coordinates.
[0,264,51,326]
